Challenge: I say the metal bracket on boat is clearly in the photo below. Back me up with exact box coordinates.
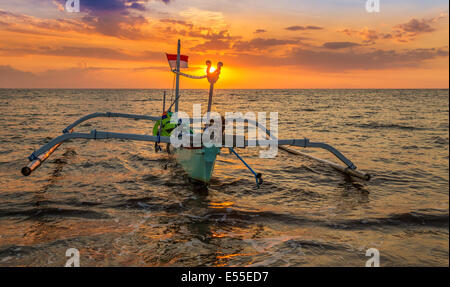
[229,147,263,188]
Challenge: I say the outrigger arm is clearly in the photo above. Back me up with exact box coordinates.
[22,112,370,181]
[62,112,160,134]
[219,118,370,180]
[21,130,171,176]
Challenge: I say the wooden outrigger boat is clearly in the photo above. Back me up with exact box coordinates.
[21,40,370,187]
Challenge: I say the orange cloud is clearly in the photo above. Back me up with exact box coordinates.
[339,15,448,44]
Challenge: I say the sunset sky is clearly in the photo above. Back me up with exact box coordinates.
[0,0,448,88]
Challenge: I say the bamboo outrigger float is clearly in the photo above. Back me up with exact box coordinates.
[21,40,371,186]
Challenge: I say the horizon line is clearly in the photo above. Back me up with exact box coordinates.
[0,87,449,90]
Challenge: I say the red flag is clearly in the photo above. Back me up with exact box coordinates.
[166,53,188,69]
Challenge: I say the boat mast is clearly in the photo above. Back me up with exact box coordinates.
[207,80,214,114]
[174,39,181,113]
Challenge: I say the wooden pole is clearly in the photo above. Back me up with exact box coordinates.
[279,146,371,181]
[207,83,214,114]
[22,129,74,176]
[174,39,181,113]
[162,90,166,112]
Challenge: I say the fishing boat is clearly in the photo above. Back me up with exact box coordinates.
[21,40,370,187]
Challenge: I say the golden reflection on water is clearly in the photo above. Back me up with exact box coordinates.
[209,201,234,208]
[0,89,448,266]
[214,253,257,267]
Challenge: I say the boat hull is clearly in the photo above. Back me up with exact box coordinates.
[174,146,220,184]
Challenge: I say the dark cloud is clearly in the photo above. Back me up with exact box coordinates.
[254,29,267,34]
[51,0,171,13]
[188,29,239,41]
[235,47,449,72]
[395,18,435,34]
[160,18,194,29]
[80,13,149,39]
[191,40,231,51]
[129,2,147,11]
[233,38,298,51]
[340,27,397,44]
[357,29,380,43]
[57,0,147,13]
[322,42,360,49]
[0,8,92,36]
[0,65,97,88]
[340,16,444,44]
[285,25,323,31]
[188,29,242,51]
[0,65,36,87]
[389,18,441,42]
[0,64,169,88]
[0,46,163,61]
[0,9,17,18]
[51,0,156,39]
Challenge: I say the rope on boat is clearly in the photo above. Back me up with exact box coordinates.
[171,69,207,79]
[165,71,205,112]
[167,93,182,112]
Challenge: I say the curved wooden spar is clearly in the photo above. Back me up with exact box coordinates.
[62,112,160,133]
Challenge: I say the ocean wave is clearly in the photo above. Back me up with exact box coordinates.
[355,122,425,131]
[0,207,110,220]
